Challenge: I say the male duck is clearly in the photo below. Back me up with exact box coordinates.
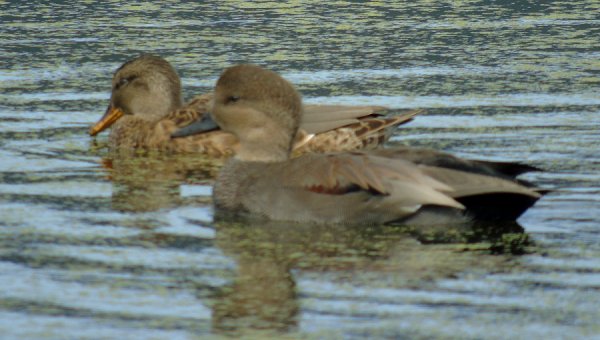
[207,64,544,224]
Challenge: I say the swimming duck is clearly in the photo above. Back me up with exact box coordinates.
[89,55,419,156]
[207,64,543,224]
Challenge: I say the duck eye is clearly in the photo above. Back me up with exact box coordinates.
[226,96,240,104]
[115,75,137,90]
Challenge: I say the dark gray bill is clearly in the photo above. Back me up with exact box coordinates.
[171,114,220,138]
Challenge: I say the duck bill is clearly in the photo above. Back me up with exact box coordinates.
[171,114,220,138]
[89,105,125,136]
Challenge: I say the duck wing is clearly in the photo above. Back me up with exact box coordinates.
[292,109,421,154]
[370,147,544,220]
[371,147,541,183]
[277,152,465,210]
[165,93,213,128]
[300,106,419,135]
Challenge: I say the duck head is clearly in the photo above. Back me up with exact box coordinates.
[89,55,183,136]
[211,64,302,162]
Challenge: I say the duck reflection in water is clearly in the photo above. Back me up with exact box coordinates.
[96,152,220,212]
[210,219,531,335]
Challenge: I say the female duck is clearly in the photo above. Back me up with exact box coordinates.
[90,55,419,156]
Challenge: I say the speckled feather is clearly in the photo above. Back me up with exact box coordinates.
[92,55,419,157]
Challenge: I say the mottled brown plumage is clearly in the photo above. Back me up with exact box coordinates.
[90,55,419,156]
[210,64,544,224]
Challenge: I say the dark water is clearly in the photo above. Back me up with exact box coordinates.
[1,1,599,339]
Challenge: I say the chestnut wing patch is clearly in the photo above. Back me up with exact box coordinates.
[286,153,390,196]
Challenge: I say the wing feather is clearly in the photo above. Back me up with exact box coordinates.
[277,153,463,211]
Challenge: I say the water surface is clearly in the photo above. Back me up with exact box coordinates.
[1,1,599,339]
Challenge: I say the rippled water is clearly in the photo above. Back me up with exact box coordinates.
[1,1,599,339]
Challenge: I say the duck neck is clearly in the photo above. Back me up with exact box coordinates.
[235,130,294,163]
